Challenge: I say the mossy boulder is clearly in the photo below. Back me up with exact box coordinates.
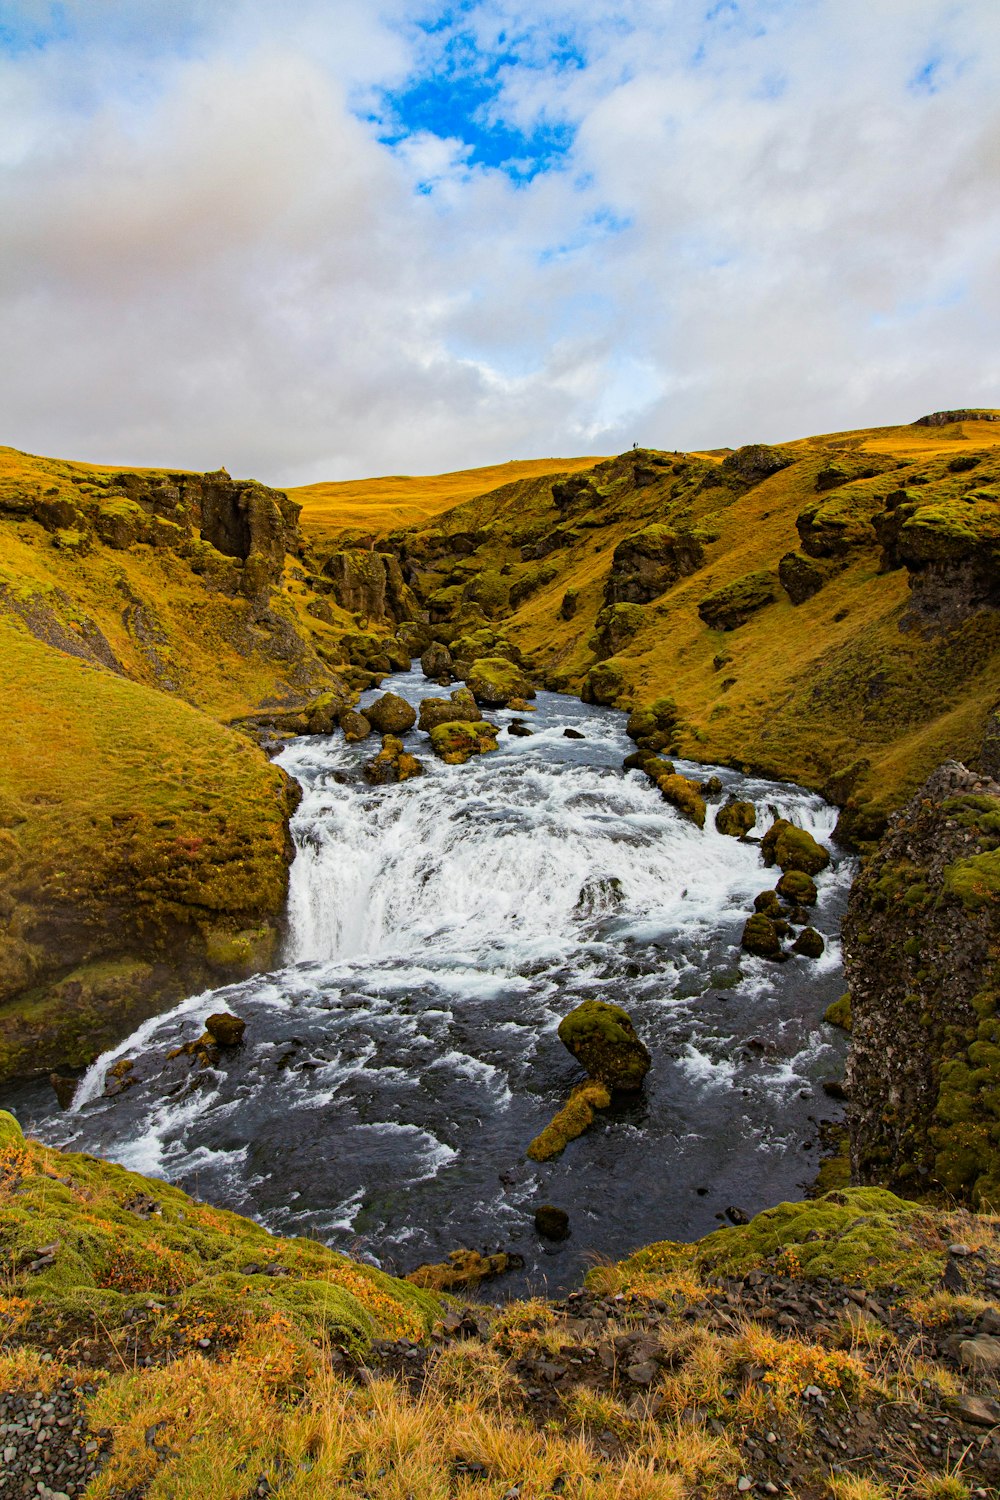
[363,735,424,785]
[365,692,417,735]
[420,641,454,680]
[824,993,852,1030]
[792,926,824,958]
[204,1012,246,1047]
[428,720,500,765]
[761,819,831,875]
[715,798,756,838]
[604,524,704,605]
[417,690,481,733]
[657,773,707,829]
[339,709,372,742]
[778,550,837,604]
[697,570,779,630]
[753,889,783,918]
[625,698,678,752]
[741,913,782,958]
[0,1109,24,1148]
[557,999,651,1092]
[776,869,818,905]
[465,656,532,709]
[592,602,647,659]
[581,658,626,706]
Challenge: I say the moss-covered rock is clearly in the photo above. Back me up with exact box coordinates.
[363,734,424,785]
[604,524,704,605]
[417,690,481,732]
[778,550,837,604]
[465,656,532,708]
[592,602,647,659]
[364,691,417,735]
[776,869,818,905]
[715,798,756,838]
[420,640,454,680]
[625,698,678,750]
[428,720,499,765]
[526,1081,612,1161]
[697,570,779,630]
[581,659,626,706]
[741,913,781,958]
[753,889,783,918]
[792,926,824,958]
[761,819,831,875]
[204,1012,246,1047]
[824,993,853,1031]
[657,773,707,828]
[557,999,651,1092]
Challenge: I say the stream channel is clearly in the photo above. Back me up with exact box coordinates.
[6,668,852,1296]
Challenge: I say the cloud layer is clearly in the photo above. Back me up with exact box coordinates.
[1,0,998,483]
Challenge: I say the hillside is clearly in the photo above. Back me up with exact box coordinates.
[373,412,1000,843]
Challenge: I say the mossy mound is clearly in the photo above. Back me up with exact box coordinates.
[715,798,756,838]
[0,1113,438,1354]
[741,913,781,958]
[526,1081,612,1161]
[697,570,779,630]
[417,689,480,732]
[761,818,831,875]
[557,999,651,1091]
[754,889,783,918]
[824,993,853,1030]
[428,720,500,764]
[792,926,824,958]
[776,869,818,905]
[363,734,424,785]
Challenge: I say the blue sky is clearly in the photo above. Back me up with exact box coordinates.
[0,0,996,481]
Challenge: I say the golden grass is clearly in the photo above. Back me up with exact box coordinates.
[290,456,603,540]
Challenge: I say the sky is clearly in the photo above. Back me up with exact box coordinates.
[1,0,998,484]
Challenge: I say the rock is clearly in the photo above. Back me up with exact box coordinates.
[428,720,500,765]
[507,722,533,738]
[725,1205,750,1224]
[417,692,481,732]
[719,443,796,489]
[420,641,454,680]
[49,1073,78,1109]
[527,1081,612,1161]
[657,773,707,828]
[626,1360,658,1385]
[741,914,782,959]
[959,1335,1000,1371]
[626,698,678,750]
[604,524,704,605]
[581,659,625,706]
[947,1394,1000,1427]
[339,709,372,742]
[563,728,585,740]
[557,999,651,1091]
[700,775,723,798]
[466,657,533,709]
[104,1057,136,1095]
[365,692,417,735]
[778,550,837,604]
[697,570,779,630]
[407,1249,518,1292]
[792,927,824,959]
[534,1205,570,1240]
[205,1012,246,1047]
[754,890,783,918]
[320,549,418,625]
[592,602,647,658]
[507,697,536,712]
[824,994,852,1031]
[822,1078,848,1100]
[777,869,818,905]
[363,734,424,784]
[715,798,756,838]
[761,819,831,875]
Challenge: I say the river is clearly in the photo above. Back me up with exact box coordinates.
[4,669,851,1295]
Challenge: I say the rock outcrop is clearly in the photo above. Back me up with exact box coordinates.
[604,525,704,604]
[844,761,1000,1207]
[322,549,419,625]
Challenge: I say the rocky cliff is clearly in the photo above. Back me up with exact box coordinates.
[844,761,1000,1207]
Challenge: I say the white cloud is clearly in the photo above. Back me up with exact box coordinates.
[0,0,997,483]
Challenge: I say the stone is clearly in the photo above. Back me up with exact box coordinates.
[507,722,533,738]
[420,641,454,680]
[49,1074,78,1109]
[205,1012,245,1047]
[959,1335,1000,1371]
[657,773,707,828]
[418,689,480,732]
[777,869,818,905]
[697,570,779,630]
[563,728,585,740]
[626,1360,658,1386]
[715,798,756,838]
[741,914,781,959]
[428,720,500,765]
[948,1394,1000,1427]
[363,734,424,785]
[557,999,651,1092]
[466,657,533,709]
[365,692,417,735]
[339,709,372,743]
[792,926,824,959]
[761,819,831,875]
[534,1205,570,1240]
[754,890,783,918]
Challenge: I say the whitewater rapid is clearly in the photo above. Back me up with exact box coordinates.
[5,670,852,1293]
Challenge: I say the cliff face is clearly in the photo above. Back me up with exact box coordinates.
[843,761,1000,1207]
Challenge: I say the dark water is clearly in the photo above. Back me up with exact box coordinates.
[3,671,850,1295]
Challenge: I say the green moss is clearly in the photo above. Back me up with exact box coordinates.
[428,719,499,764]
[941,848,1000,911]
[697,569,779,630]
[761,818,831,875]
[0,1109,24,1148]
[715,799,756,838]
[777,868,818,904]
[824,993,853,1031]
[557,999,651,1090]
[465,655,531,707]
[526,1081,611,1161]
[930,988,1000,1208]
[656,772,707,828]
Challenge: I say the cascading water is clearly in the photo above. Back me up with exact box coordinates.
[4,669,852,1294]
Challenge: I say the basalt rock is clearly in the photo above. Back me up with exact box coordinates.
[741,913,782,959]
[874,488,1000,630]
[698,571,779,631]
[844,760,1000,1207]
[591,602,647,659]
[417,689,480,733]
[428,720,499,765]
[365,692,417,736]
[204,1012,246,1047]
[715,798,756,839]
[778,550,838,604]
[321,549,419,626]
[761,819,831,876]
[420,641,454,681]
[604,524,704,605]
[466,657,533,709]
[534,1204,570,1240]
[363,734,424,785]
[557,999,651,1092]
[792,927,824,959]
[657,773,707,829]
[339,709,372,742]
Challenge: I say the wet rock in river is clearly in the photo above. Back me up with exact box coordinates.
[418,688,480,732]
[338,708,372,742]
[558,999,651,1091]
[761,819,830,875]
[716,798,756,838]
[753,889,783,918]
[741,913,782,959]
[792,926,825,959]
[777,869,818,905]
[534,1205,570,1240]
[365,691,417,735]
[363,734,424,784]
[428,720,499,764]
[205,1012,246,1047]
[420,640,454,681]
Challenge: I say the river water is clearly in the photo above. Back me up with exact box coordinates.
[4,670,851,1295]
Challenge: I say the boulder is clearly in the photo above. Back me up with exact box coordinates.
[428,720,500,765]
[753,889,783,918]
[778,550,837,604]
[698,570,779,631]
[824,994,852,1031]
[715,798,756,838]
[363,735,424,785]
[420,641,454,680]
[339,709,372,743]
[777,869,818,905]
[417,690,480,733]
[657,773,707,829]
[466,657,533,709]
[604,524,704,605]
[741,914,782,959]
[534,1205,570,1240]
[557,999,651,1092]
[792,927,825,958]
[761,819,831,875]
[581,659,625,706]
[205,1012,246,1047]
[700,775,723,798]
[626,698,678,751]
[365,692,417,735]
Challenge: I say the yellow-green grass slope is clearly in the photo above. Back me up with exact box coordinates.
[393,415,1000,839]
